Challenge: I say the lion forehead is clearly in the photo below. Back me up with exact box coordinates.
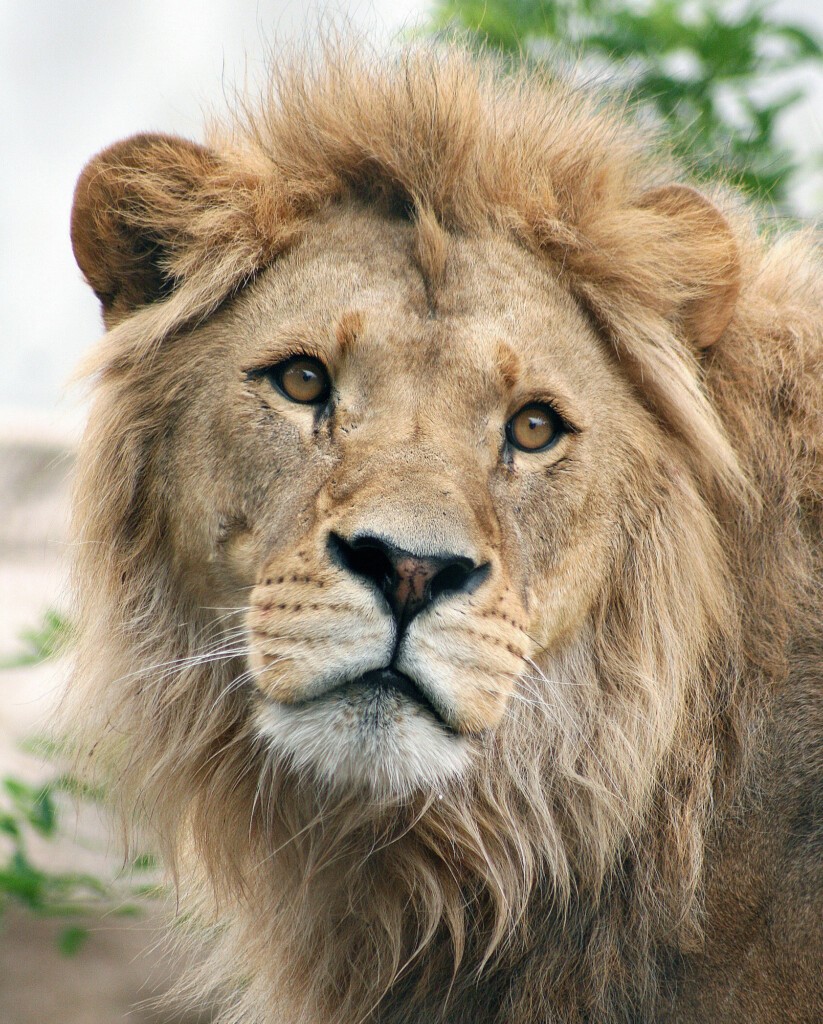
[231,206,622,407]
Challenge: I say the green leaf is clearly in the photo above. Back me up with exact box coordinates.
[3,778,58,837]
[131,852,158,872]
[134,883,166,899]
[111,903,142,917]
[775,25,823,60]
[0,609,73,669]
[58,925,89,956]
[0,814,21,839]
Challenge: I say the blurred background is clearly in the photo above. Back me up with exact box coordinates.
[1,1,820,1021]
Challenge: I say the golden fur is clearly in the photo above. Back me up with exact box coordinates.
[67,46,821,1023]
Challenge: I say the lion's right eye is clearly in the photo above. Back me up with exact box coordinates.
[506,402,563,453]
[268,356,331,405]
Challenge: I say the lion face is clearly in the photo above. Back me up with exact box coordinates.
[160,205,647,795]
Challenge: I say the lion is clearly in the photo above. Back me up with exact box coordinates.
[65,46,821,1024]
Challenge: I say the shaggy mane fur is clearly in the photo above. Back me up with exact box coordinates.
[66,45,821,1024]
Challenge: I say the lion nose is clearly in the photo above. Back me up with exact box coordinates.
[328,532,489,626]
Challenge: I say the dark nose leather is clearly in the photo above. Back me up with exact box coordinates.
[328,532,489,626]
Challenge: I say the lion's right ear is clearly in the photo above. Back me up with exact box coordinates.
[636,184,741,351]
[71,133,222,325]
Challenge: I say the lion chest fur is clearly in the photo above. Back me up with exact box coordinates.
[67,47,822,1024]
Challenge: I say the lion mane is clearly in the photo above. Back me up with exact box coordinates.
[66,46,821,1024]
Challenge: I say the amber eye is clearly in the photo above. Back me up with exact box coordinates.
[506,403,562,452]
[271,356,331,405]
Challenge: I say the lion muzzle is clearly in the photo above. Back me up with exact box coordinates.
[248,512,527,793]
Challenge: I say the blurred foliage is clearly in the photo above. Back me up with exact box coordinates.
[430,0,823,212]
[0,773,139,955]
[0,608,72,669]
[1,612,157,955]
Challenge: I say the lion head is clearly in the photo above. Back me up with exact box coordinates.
[66,47,821,1024]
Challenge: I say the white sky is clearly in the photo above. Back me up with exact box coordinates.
[1,0,820,420]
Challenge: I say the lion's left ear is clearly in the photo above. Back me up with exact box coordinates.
[71,133,227,326]
[638,185,741,349]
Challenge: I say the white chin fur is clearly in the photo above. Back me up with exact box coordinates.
[255,687,470,798]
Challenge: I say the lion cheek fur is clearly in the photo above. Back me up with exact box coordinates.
[247,573,395,705]
[395,604,527,734]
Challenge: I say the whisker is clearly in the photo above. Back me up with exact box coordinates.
[102,632,251,692]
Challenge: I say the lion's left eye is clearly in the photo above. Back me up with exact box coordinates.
[268,356,331,405]
[506,403,563,452]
